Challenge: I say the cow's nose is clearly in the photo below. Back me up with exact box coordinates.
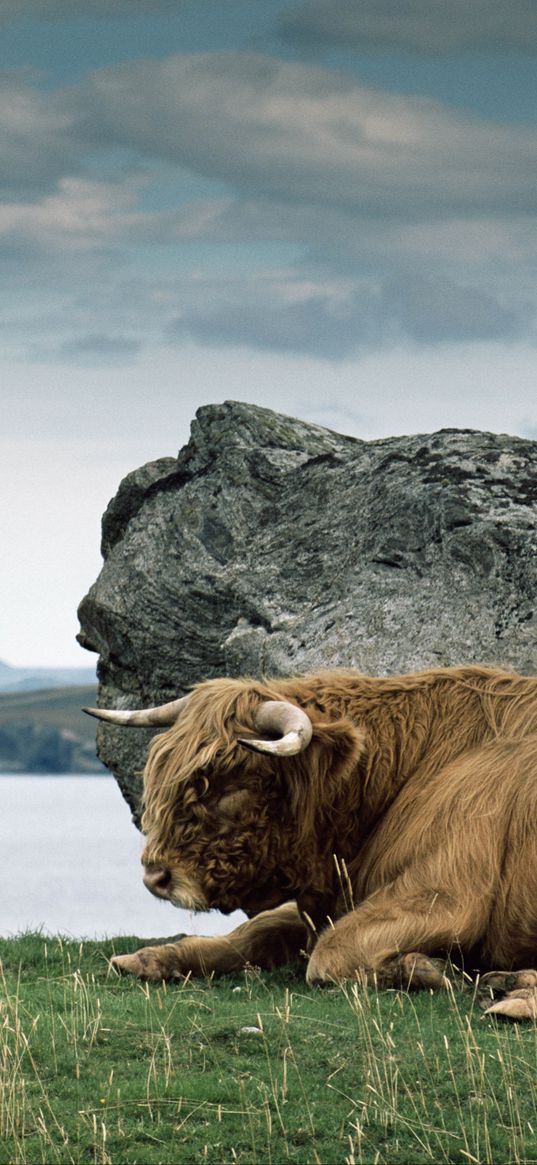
[143,866,172,899]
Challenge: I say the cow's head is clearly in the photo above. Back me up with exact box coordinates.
[84,678,365,920]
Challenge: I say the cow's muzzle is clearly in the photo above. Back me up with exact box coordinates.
[143,866,172,899]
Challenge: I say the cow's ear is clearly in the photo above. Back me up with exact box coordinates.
[217,788,254,819]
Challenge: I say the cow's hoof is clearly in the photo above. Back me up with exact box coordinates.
[110,949,169,981]
[482,987,537,1020]
[478,969,537,1017]
[480,968,537,994]
[390,952,451,991]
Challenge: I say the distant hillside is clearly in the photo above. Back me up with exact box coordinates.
[0,659,97,693]
[0,686,105,773]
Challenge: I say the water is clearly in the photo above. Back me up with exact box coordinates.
[0,775,246,941]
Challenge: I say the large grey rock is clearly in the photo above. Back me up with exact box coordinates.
[78,401,537,821]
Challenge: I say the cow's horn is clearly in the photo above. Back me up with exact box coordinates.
[239,700,313,756]
[82,694,190,727]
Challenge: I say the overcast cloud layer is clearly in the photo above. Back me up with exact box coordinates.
[280,0,537,54]
[1,44,536,363]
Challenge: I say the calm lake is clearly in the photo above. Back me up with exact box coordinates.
[0,775,245,941]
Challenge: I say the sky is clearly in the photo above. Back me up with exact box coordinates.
[1,0,536,668]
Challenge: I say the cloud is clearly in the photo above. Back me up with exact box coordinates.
[4,52,536,237]
[168,277,385,358]
[57,333,143,363]
[78,53,537,220]
[170,197,537,279]
[382,274,529,343]
[278,0,537,54]
[0,176,151,250]
[0,52,535,361]
[0,73,80,196]
[166,267,529,358]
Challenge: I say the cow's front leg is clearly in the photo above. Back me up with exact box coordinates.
[111,902,308,981]
[306,885,480,990]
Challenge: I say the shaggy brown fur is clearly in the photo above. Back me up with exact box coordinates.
[111,666,537,1017]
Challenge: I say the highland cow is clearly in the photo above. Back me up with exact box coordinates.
[86,666,537,1018]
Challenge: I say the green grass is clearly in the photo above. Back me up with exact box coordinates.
[1,934,537,1164]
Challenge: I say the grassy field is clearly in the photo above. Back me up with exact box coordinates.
[0,687,97,741]
[1,933,537,1165]
[0,686,103,772]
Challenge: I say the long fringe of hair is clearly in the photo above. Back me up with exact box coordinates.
[141,665,537,851]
